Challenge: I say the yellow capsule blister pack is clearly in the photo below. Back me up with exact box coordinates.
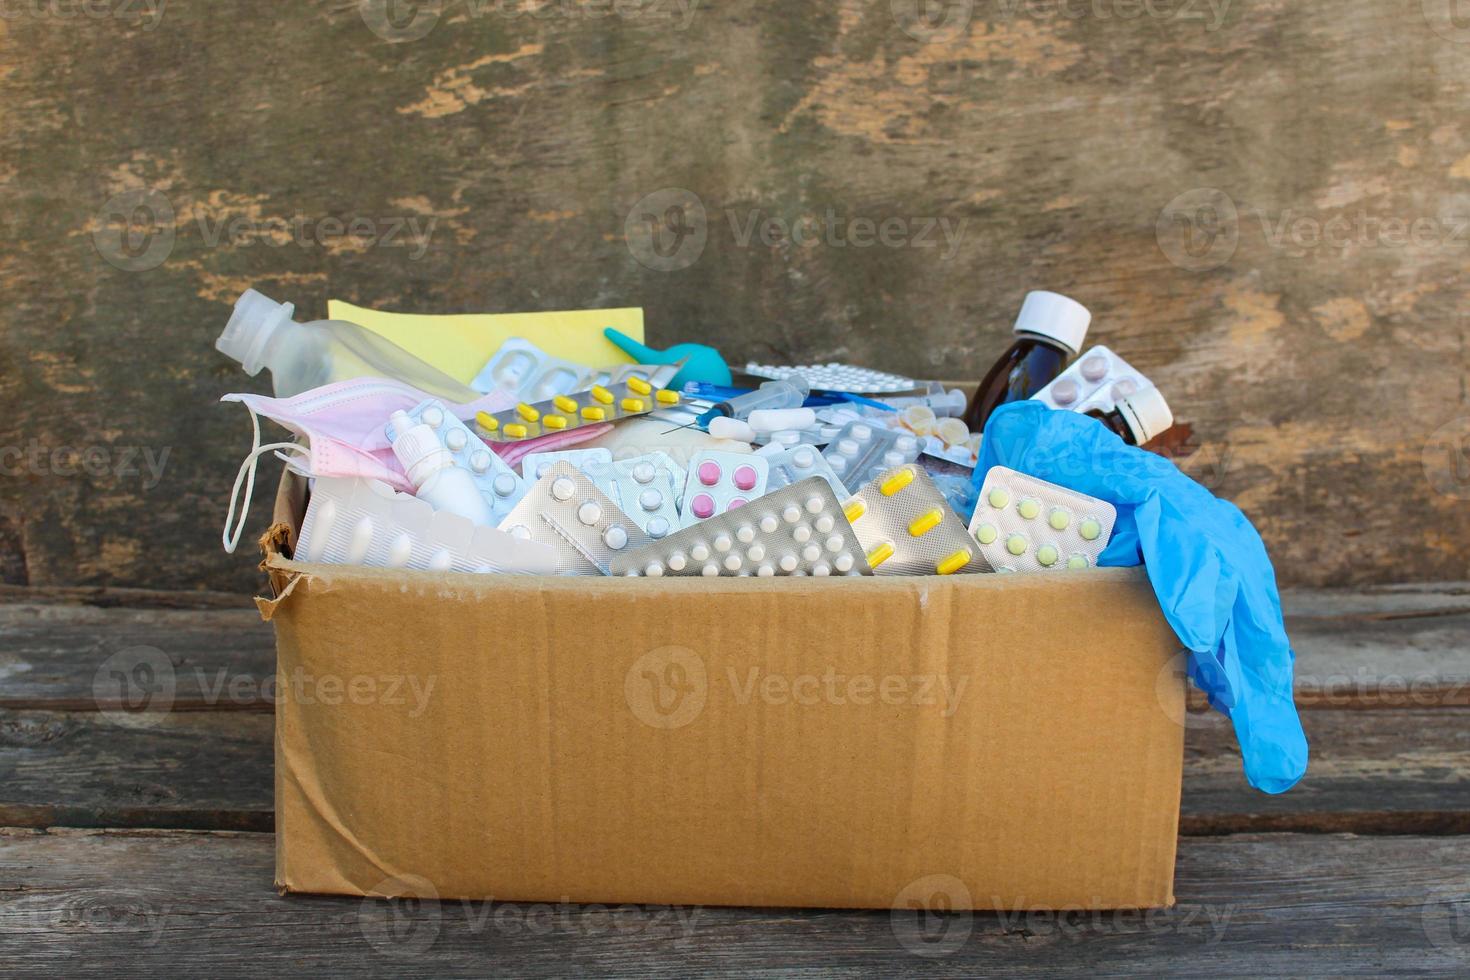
[473,380,680,443]
[968,466,1117,573]
[842,464,989,576]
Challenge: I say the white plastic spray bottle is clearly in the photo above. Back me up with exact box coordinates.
[389,412,495,527]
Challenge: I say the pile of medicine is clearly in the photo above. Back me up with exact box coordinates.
[221,288,1180,579]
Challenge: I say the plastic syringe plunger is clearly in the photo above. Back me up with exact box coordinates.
[695,377,812,429]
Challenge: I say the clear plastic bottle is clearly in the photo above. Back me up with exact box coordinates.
[1086,387,1175,446]
[963,291,1091,432]
[215,289,481,402]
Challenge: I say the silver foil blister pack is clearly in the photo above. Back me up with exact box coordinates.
[496,462,650,575]
[744,361,918,394]
[969,466,1117,573]
[842,464,989,576]
[763,444,850,499]
[592,451,684,540]
[613,477,871,578]
[473,379,680,443]
[822,421,922,491]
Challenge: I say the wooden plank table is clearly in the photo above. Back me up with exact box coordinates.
[2,584,1468,976]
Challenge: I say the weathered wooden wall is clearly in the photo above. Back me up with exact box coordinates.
[0,0,1466,592]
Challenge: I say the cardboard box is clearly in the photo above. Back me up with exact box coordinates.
[258,471,1185,910]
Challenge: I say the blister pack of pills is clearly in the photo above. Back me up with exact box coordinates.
[842,464,989,576]
[296,476,556,574]
[473,338,602,401]
[968,466,1117,573]
[520,448,614,482]
[613,478,871,578]
[754,427,828,448]
[1032,345,1155,415]
[473,378,681,443]
[822,421,921,492]
[679,451,770,526]
[386,400,528,524]
[745,362,918,394]
[764,444,850,499]
[592,452,683,540]
[496,462,650,575]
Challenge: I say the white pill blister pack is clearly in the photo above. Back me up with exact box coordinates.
[1032,345,1155,415]
[473,338,602,401]
[496,462,650,575]
[968,466,1117,573]
[764,444,849,499]
[744,362,918,394]
[520,448,615,482]
[386,400,528,524]
[842,464,989,577]
[679,450,770,526]
[822,421,921,492]
[613,477,871,578]
[592,452,683,540]
[296,476,556,574]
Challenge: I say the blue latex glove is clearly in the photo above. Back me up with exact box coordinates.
[974,401,1308,794]
[604,328,731,388]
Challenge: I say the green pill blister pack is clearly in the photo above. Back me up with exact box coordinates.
[968,466,1117,574]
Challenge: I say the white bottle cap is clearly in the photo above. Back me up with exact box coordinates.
[1117,386,1174,444]
[1013,290,1091,355]
[389,412,455,488]
[216,289,296,375]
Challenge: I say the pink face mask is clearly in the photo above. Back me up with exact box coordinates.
[221,377,516,553]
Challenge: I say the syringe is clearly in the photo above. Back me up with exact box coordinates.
[695,376,811,428]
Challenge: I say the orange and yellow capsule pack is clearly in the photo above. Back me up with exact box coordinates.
[473,378,680,442]
[842,464,990,577]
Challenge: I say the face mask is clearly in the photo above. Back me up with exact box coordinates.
[221,377,514,553]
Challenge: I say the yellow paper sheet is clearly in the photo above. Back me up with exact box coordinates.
[327,300,644,385]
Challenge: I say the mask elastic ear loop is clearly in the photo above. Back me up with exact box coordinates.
[223,406,309,554]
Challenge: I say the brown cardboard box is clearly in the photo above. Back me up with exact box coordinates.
[258,471,1185,910]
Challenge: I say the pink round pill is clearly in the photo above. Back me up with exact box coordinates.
[728,497,748,509]
[1081,355,1108,382]
[698,461,722,486]
[690,493,716,519]
[733,465,758,491]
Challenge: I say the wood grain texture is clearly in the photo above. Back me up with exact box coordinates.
[0,2,1466,593]
[12,584,1470,709]
[3,704,1467,836]
[1,829,1468,976]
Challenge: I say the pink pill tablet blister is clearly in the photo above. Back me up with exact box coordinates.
[1031,345,1155,416]
[678,451,770,528]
